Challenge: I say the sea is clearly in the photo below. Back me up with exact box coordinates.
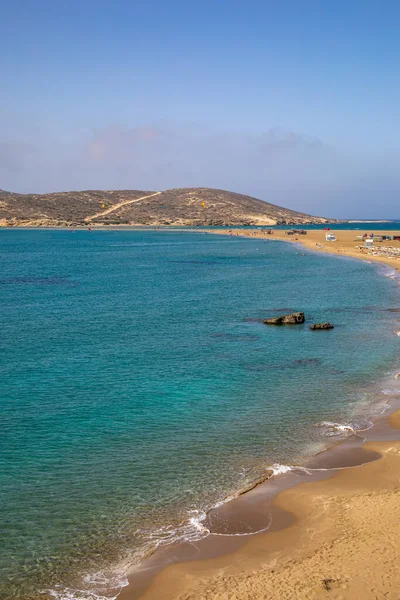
[0,228,399,600]
[200,220,400,231]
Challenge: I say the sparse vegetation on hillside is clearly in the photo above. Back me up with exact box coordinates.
[0,187,336,227]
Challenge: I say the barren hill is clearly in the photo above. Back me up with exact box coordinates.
[0,189,152,227]
[0,187,336,227]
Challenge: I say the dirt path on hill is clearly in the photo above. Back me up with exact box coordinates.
[85,191,161,222]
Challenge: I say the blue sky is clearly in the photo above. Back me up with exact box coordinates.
[2,0,400,218]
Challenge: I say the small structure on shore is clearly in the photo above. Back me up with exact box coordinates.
[364,238,374,248]
[325,232,336,241]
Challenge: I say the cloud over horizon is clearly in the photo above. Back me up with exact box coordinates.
[1,124,399,219]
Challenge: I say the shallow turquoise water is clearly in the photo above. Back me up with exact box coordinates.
[0,229,399,600]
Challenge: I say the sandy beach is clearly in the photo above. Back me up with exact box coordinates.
[116,229,400,600]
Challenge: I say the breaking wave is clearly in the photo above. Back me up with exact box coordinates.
[318,420,373,437]
[43,570,129,600]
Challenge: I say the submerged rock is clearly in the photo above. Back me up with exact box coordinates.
[310,322,334,330]
[294,358,321,366]
[264,312,305,325]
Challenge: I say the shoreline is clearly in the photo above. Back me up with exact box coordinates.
[4,224,398,272]
[2,226,400,274]
[130,425,400,600]
[117,387,400,600]
[202,228,400,274]
[114,230,400,600]
[14,227,398,600]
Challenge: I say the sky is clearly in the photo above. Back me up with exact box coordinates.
[1,0,400,218]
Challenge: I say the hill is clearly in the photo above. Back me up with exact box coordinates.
[0,187,336,227]
[0,189,152,227]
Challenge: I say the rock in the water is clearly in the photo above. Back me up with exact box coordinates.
[310,322,334,330]
[264,312,305,325]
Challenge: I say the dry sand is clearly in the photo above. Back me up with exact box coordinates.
[119,228,400,600]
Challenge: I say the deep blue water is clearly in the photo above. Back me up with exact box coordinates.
[0,229,399,600]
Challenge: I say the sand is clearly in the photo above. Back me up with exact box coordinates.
[118,228,400,600]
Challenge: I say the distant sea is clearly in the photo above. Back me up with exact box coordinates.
[202,220,400,231]
[0,229,399,600]
[274,220,400,230]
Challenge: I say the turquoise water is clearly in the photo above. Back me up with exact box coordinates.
[0,229,399,600]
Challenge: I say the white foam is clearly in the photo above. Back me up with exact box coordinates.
[319,421,356,436]
[374,398,391,415]
[269,463,293,476]
[378,265,400,281]
[46,587,117,600]
[42,561,130,600]
[82,573,128,588]
[381,388,400,395]
[268,463,315,476]
[187,509,210,535]
[44,576,128,600]
[211,524,272,537]
[384,271,398,279]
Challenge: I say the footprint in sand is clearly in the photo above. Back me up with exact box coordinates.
[321,577,348,592]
